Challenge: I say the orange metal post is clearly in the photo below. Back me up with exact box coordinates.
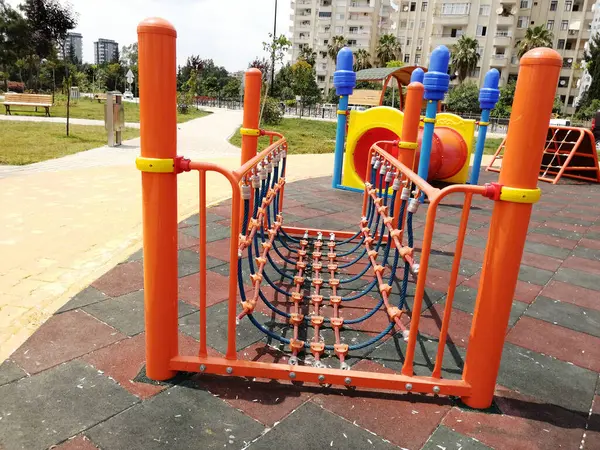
[241,69,262,165]
[461,48,562,408]
[138,18,179,380]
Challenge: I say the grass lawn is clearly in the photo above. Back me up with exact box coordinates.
[229,118,337,154]
[229,117,505,156]
[0,121,140,165]
[3,95,211,123]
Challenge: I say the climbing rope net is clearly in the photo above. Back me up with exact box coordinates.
[235,139,425,370]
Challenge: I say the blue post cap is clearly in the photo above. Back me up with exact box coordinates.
[333,47,356,96]
[423,46,450,101]
[410,67,425,83]
[479,69,501,110]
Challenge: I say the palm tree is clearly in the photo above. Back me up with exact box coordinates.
[376,34,402,66]
[298,46,317,67]
[327,36,347,61]
[450,35,480,83]
[353,49,372,71]
[515,25,554,58]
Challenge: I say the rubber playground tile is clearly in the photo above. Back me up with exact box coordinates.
[86,385,264,450]
[497,342,597,414]
[525,232,578,250]
[83,290,197,337]
[179,221,232,243]
[578,238,600,251]
[556,267,600,291]
[540,280,600,311]
[180,212,225,226]
[422,426,492,450]
[387,282,447,313]
[125,247,143,262]
[0,360,27,386]
[519,251,563,272]
[55,286,108,314]
[304,199,362,214]
[507,316,600,372]
[91,260,144,297]
[11,310,126,375]
[52,435,100,450]
[417,304,474,348]
[82,333,165,399]
[563,255,600,275]
[572,245,600,263]
[178,270,242,308]
[177,248,226,278]
[426,251,482,277]
[179,302,266,354]
[461,274,542,304]
[424,267,466,292]
[523,240,573,259]
[0,360,138,450]
[205,237,235,261]
[177,231,199,250]
[516,264,555,286]
[369,332,465,380]
[524,296,600,338]
[442,390,588,450]
[295,215,358,232]
[249,401,396,449]
[463,234,489,249]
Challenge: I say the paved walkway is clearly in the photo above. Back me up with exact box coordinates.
[0,109,335,362]
[0,171,598,449]
[0,114,141,129]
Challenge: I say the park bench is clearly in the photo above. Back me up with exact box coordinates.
[3,93,53,117]
[93,93,107,103]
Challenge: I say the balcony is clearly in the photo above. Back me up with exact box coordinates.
[432,14,470,25]
[347,17,373,26]
[296,35,311,43]
[318,5,333,13]
[496,15,515,26]
[431,34,461,46]
[493,32,513,46]
[490,54,508,67]
[317,28,331,37]
[349,2,375,13]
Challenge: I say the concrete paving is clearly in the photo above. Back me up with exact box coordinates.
[0,109,334,362]
[0,113,141,128]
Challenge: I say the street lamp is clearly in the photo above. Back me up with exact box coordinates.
[270,0,277,92]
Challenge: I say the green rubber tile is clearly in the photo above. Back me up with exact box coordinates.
[554,267,600,291]
[427,252,482,277]
[56,286,108,314]
[572,245,600,262]
[87,385,264,450]
[0,360,27,387]
[497,343,597,414]
[523,241,572,259]
[532,226,583,241]
[517,264,554,285]
[422,426,492,449]
[524,296,600,338]
[177,249,225,278]
[180,221,231,242]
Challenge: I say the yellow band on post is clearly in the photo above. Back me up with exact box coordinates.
[337,109,347,115]
[422,118,436,124]
[240,127,261,137]
[135,157,175,173]
[500,186,542,204]
[398,141,418,149]
[478,121,490,126]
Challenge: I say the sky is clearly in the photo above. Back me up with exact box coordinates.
[7,0,292,71]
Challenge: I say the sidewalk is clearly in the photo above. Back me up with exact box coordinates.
[0,108,335,362]
[0,114,141,128]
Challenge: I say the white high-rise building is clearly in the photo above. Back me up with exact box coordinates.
[394,0,595,114]
[576,0,599,104]
[57,32,83,62]
[290,0,395,93]
[94,38,119,65]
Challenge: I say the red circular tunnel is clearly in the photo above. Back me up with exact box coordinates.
[353,127,468,182]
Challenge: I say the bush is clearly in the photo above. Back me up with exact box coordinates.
[177,91,192,114]
[7,81,25,93]
[445,81,480,114]
[574,98,600,121]
[261,97,283,125]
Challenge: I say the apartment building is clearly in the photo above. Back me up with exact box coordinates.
[56,32,83,62]
[290,0,394,93]
[395,0,595,114]
[94,38,119,65]
[576,0,599,103]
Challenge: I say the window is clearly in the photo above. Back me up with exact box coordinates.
[568,95,575,106]
[347,39,357,45]
[420,20,426,29]
[400,20,407,28]
[479,5,490,15]
[415,54,421,64]
[511,55,519,64]
[317,75,326,82]
[557,39,565,49]
[476,25,487,36]
[565,40,573,49]
[319,12,332,17]
[323,39,328,44]
[547,20,554,30]
[335,26,343,33]
[520,0,530,8]
[550,0,557,10]
[335,13,344,19]
[404,54,410,63]
[563,57,573,67]
[410,2,416,11]
[408,20,414,29]
[558,76,569,87]
[473,68,481,78]
[324,25,331,31]
[561,20,569,30]
[441,3,470,15]
[559,95,566,104]
[417,38,423,47]
[422,1,428,11]
[406,38,412,46]
[565,0,572,11]
[517,16,529,28]
[349,26,358,33]
[573,2,580,11]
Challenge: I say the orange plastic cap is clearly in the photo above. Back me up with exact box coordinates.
[520,48,562,67]
[137,17,177,37]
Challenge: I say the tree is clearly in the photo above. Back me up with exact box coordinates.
[106,63,122,91]
[450,35,480,83]
[386,60,404,68]
[0,2,30,90]
[222,77,241,99]
[263,33,291,88]
[576,34,600,115]
[248,57,270,82]
[297,46,317,67]
[515,25,553,58]
[290,60,321,105]
[120,43,138,67]
[376,34,401,66]
[353,49,372,71]
[327,36,347,61]
[445,81,480,113]
[491,80,515,118]
[273,63,295,100]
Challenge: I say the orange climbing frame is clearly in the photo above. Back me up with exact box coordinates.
[137,17,563,410]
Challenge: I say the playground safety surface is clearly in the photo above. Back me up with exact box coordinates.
[1,171,599,450]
